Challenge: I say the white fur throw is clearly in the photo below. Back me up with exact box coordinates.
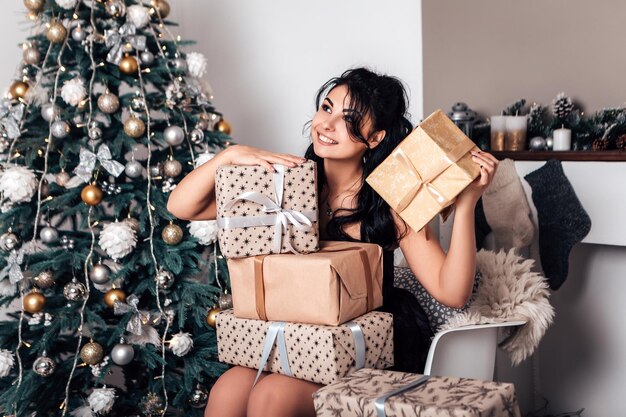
[440,249,554,366]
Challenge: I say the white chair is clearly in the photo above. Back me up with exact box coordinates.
[423,320,527,381]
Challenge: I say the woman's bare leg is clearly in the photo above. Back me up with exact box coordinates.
[204,366,267,417]
[246,374,322,417]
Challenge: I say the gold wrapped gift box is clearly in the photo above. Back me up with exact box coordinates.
[366,109,480,232]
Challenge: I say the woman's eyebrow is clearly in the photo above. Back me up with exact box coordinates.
[324,97,334,107]
[343,108,361,116]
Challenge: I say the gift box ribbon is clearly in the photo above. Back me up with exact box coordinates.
[374,375,431,417]
[252,245,374,321]
[252,321,366,387]
[393,138,477,215]
[217,164,317,254]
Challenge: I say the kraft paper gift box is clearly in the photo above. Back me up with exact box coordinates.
[215,160,319,258]
[216,310,394,386]
[228,241,383,326]
[313,368,521,417]
[366,109,481,232]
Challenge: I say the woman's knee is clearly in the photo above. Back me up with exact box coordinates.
[247,375,319,417]
[204,367,258,417]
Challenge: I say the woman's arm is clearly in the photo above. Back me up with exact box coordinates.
[166,145,306,221]
[398,150,499,308]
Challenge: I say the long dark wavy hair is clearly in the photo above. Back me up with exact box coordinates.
[304,67,413,250]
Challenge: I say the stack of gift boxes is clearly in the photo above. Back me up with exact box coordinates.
[212,110,521,417]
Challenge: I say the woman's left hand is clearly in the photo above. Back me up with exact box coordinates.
[455,150,499,210]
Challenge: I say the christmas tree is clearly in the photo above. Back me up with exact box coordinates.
[0,1,233,416]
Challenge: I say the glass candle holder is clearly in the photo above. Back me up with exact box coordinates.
[490,116,506,151]
[505,116,528,151]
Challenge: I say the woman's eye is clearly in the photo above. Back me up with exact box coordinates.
[321,104,331,113]
[343,115,354,123]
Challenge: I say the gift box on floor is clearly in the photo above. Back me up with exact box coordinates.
[313,368,521,417]
[366,109,480,232]
[216,310,393,385]
[215,160,319,258]
[228,241,383,326]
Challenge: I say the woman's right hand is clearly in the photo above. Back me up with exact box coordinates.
[220,145,306,172]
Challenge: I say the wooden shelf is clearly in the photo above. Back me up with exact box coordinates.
[491,150,626,161]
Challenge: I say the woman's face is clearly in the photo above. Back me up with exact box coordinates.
[311,85,379,162]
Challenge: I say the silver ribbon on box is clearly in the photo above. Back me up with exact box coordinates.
[217,164,317,254]
[74,145,125,183]
[105,23,146,65]
[374,375,431,417]
[252,321,365,387]
[113,294,158,335]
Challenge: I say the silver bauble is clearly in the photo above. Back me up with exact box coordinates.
[33,270,56,289]
[111,343,135,365]
[163,125,185,146]
[195,119,209,131]
[189,387,209,408]
[155,269,174,290]
[529,136,546,151]
[97,91,120,114]
[89,263,111,284]
[56,171,70,187]
[88,127,103,140]
[125,160,143,178]
[218,293,233,310]
[130,96,146,112]
[0,231,21,252]
[51,120,71,138]
[63,280,87,301]
[105,0,126,16]
[149,163,162,177]
[39,226,59,244]
[162,159,182,177]
[71,26,87,42]
[23,46,41,65]
[41,104,60,122]
[545,137,554,150]
[189,129,204,144]
[172,58,187,71]
[33,355,56,377]
[140,51,155,65]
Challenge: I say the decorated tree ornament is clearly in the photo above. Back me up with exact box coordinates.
[9,81,29,100]
[39,225,59,244]
[130,96,146,112]
[189,386,209,408]
[60,235,75,250]
[81,184,103,205]
[186,52,208,78]
[0,165,38,203]
[71,25,87,42]
[127,4,150,28]
[124,116,145,138]
[97,90,120,114]
[50,120,70,138]
[55,0,78,9]
[139,392,164,417]
[529,136,546,151]
[99,220,137,260]
[111,342,134,365]
[0,230,22,252]
[104,288,126,308]
[63,279,87,301]
[61,77,86,106]
[124,216,141,234]
[23,45,41,65]
[218,292,233,310]
[172,57,187,72]
[124,160,143,178]
[163,125,185,146]
[88,126,103,140]
[24,290,46,314]
[46,20,67,44]
[205,306,222,328]
[139,50,154,66]
[195,117,209,131]
[187,220,217,245]
[189,128,204,144]
[41,103,60,122]
[155,269,174,290]
[119,55,138,75]
[169,332,193,357]
[162,159,182,178]
[89,262,111,284]
[24,0,45,12]
[33,270,55,289]
[88,386,117,414]
[0,349,15,377]
[32,353,56,377]
[149,163,162,177]
[552,92,574,120]
[55,170,70,186]
[161,223,183,245]
[80,341,104,365]
[105,0,126,17]
[150,0,170,18]
[545,137,554,150]
[215,119,232,135]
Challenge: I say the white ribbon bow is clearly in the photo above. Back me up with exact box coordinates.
[74,145,125,183]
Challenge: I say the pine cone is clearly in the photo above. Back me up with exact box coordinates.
[592,138,609,151]
[552,92,574,119]
[616,134,626,150]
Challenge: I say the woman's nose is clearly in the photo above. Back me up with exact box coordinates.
[322,114,340,130]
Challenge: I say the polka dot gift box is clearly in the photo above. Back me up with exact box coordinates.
[215,160,320,258]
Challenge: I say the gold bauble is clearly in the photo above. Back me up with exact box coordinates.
[9,81,29,100]
[119,55,138,75]
[104,288,126,308]
[215,119,232,135]
[81,184,103,206]
[124,116,146,138]
[97,91,120,114]
[46,21,67,44]
[206,307,222,328]
[151,0,170,18]
[23,0,45,12]
[161,223,183,245]
[80,341,104,365]
[24,290,46,314]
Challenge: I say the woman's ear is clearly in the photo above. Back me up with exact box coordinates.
[369,130,386,149]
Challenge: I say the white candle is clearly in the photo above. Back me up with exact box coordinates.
[553,128,571,151]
